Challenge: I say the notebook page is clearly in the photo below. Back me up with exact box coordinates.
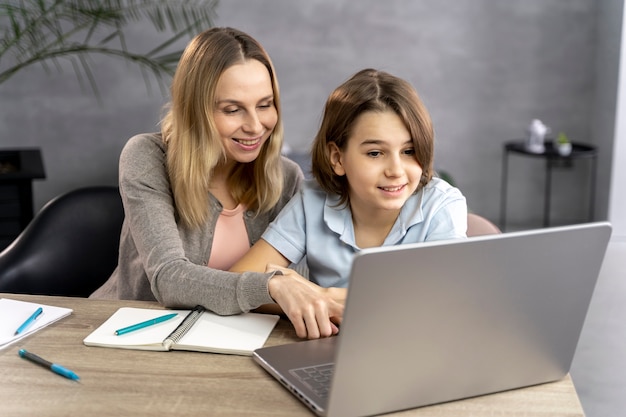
[174,311,280,355]
[0,298,73,350]
[83,307,186,351]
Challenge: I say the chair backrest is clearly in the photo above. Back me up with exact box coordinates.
[467,213,501,237]
[0,186,124,297]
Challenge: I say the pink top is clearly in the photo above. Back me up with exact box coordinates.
[207,204,250,270]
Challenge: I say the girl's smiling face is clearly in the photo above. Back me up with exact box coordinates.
[329,110,423,217]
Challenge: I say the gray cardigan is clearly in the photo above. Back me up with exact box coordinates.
[90,133,304,315]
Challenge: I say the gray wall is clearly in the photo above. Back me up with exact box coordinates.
[0,0,609,230]
[608,1,626,239]
[593,0,623,234]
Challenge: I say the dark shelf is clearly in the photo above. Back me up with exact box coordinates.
[0,149,46,250]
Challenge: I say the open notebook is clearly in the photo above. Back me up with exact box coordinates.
[0,298,73,350]
[83,306,280,356]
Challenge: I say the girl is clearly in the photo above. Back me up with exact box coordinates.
[232,68,467,339]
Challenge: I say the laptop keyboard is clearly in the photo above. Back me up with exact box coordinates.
[289,363,335,399]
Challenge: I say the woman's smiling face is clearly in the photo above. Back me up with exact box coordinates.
[213,59,278,164]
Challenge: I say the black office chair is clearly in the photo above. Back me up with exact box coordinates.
[0,186,124,297]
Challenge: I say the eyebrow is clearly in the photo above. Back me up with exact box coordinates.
[358,138,414,146]
[215,94,274,106]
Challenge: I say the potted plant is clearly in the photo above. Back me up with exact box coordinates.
[0,1,219,100]
[554,132,572,156]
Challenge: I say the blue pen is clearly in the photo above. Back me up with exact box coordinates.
[14,307,43,335]
[19,349,80,381]
[114,313,178,335]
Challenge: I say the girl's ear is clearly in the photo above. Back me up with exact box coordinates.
[328,142,346,176]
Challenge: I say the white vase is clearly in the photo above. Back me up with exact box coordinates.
[556,142,572,156]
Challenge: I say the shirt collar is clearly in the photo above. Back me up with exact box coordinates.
[322,190,425,248]
[323,193,355,247]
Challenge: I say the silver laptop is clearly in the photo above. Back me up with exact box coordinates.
[253,221,612,417]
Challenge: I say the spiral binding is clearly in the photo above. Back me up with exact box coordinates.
[162,305,205,349]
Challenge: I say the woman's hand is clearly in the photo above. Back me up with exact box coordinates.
[266,264,344,339]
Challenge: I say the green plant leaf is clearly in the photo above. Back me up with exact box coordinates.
[0,0,219,99]
[556,132,570,144]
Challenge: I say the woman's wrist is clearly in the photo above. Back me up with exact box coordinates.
[267,270,285,301]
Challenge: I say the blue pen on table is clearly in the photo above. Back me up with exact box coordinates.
[18,349,80,381]
[14,307,43,335]
[114,313,178,336]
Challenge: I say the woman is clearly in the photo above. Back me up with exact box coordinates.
[90,27,304,315]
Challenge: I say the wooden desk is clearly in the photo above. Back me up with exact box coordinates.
[0,294,585,417]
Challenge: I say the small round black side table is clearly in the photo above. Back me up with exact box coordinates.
[499,140,597,231]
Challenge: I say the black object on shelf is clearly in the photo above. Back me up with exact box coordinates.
[0,149,46,250]
[499,140,597,231]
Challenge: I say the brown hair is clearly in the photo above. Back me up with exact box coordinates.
[311,68,434,206]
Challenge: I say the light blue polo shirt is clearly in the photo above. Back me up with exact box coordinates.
[261,178,467,288]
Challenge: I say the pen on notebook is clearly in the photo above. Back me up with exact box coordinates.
[14,306,43,335]
[114,312,178,336]
[18,349,80,381]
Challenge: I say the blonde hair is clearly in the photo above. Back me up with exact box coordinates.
[311,68,434,206]
[161,27,285,228]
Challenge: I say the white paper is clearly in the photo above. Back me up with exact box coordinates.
[83,307,279,355]
[0,298,73,349]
